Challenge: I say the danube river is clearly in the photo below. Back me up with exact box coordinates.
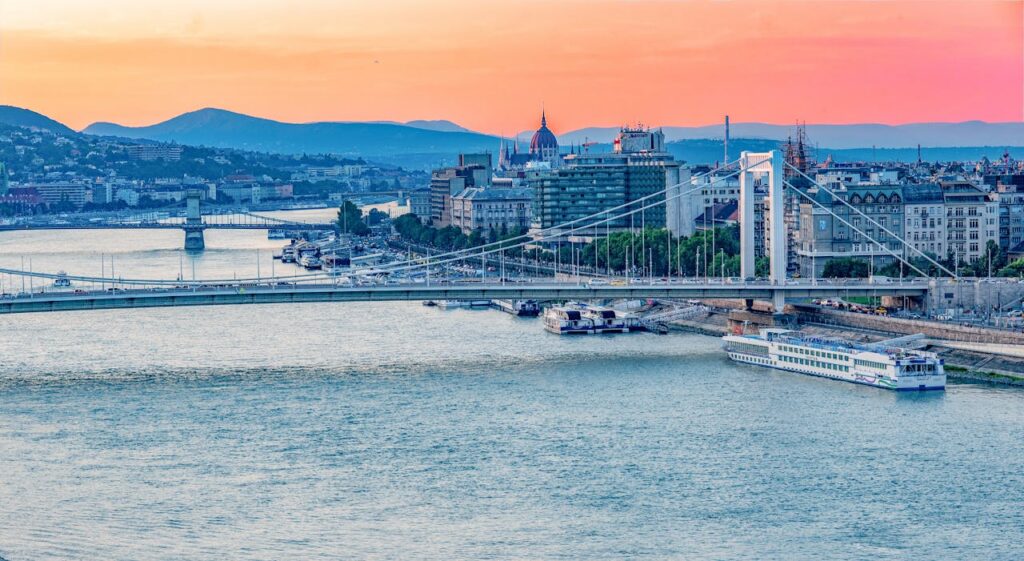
[1,224,1023,560]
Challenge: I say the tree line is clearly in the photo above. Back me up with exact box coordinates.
[391,216,769,277]
[824,240,1024,278]
[391,214,1024,279]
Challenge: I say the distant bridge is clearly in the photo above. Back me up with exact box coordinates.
[0,191,335,249]
[0,281,929,315]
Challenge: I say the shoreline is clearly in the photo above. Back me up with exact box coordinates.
[663,308,1024,387]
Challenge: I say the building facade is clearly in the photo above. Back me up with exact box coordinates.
[126,144,183,161]
[939,180,998,264]
[405,190,432,223]
[27,182,92,208]
[429,154,491,228]
[797,184,905,277]
[993,178,1024,256]
[450,187,533,234]
[903,183,946,259]
[529,127,680,239]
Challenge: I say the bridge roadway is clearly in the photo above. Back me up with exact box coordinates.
[0,281,928,315]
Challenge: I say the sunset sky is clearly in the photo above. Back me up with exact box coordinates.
[0,0,1021,133]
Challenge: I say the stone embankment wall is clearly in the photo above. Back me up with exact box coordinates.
[926,279,1024,312]
[799,308,1024,345]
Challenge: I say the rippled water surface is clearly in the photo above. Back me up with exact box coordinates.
[1,227,1023,560]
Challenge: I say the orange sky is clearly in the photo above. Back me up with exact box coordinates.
[0,0,1021,133]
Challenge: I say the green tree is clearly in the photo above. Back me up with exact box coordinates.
[966,240,1007,277]
[822,257,870,278]
[998,257,1024,278]
[366,208,388,226]
[337,200,370,236]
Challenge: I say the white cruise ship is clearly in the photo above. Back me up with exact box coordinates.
[722,328,945,391]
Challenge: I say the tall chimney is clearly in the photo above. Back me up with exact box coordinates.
[724,115,730,164]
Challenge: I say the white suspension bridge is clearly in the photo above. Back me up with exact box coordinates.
[0,151,949,315]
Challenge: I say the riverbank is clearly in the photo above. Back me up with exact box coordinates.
[661,305,1024,386]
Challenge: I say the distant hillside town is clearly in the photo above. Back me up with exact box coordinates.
[0,120,428,215]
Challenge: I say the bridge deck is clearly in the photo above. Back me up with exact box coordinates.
[0,282,928,315]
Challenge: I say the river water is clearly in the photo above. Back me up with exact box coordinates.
[0,223,1022,560]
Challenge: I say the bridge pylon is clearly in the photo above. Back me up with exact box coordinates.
[183,189,206,251]
[739,150,786,312]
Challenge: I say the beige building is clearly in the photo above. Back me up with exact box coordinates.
[450,187,532,235]
[939,181,998,263]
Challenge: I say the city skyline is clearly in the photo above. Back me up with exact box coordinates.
[0,0,1020,133]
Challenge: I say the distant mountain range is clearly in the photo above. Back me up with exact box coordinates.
[0,105,77,136]
[532,121,1024,150]
[1,104,1022,168]
[82,108,499,159]
[370,119,471,133]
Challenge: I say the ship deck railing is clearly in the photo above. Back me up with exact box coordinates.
[775,335,924,361]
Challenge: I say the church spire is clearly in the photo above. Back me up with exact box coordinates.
[541,108,547,128]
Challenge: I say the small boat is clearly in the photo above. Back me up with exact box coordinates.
[493,299,540,317]
[437,300,491,310]
[53,271,72,288]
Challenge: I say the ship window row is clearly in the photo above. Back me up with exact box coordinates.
[779,345,846,361]
[854,359,888,370]
[726,342,768,356]
[779,355,849,372]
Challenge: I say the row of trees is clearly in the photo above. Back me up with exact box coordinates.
[391,214,527,251]
[391,216,771,278]
[392,213,1024,280]
[824,240,1023,278]
[565,224,770,277]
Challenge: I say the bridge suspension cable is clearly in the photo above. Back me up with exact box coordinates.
[370,161,766,278]
[783,162,957,279]
[784,181,931,278]
[0,156,768,286]
[357,156,769,278]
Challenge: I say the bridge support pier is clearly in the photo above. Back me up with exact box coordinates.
[183,189,206,251]
[772,290,786,314]
[183,226,206,251]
